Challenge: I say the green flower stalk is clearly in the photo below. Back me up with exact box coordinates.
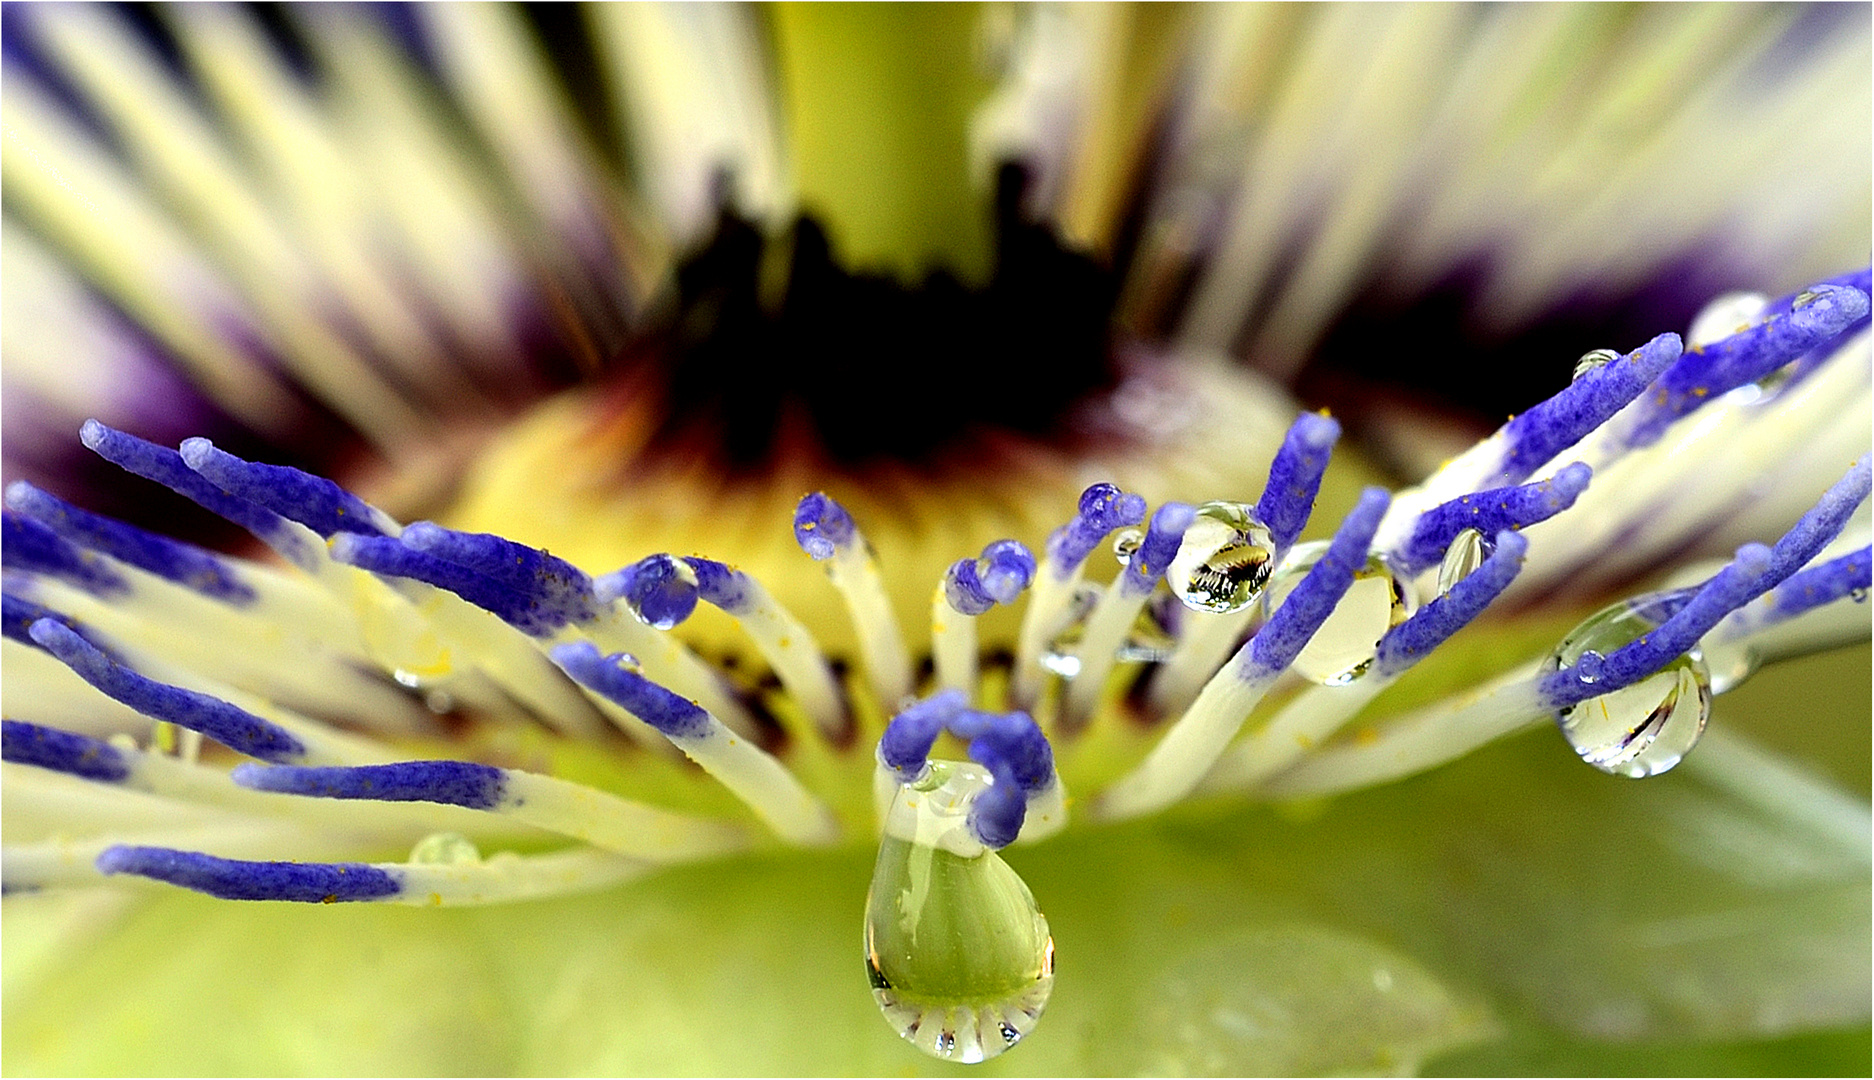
[3,4,1871,1076]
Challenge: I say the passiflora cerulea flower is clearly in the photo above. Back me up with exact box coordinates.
[2,4,1870,1076]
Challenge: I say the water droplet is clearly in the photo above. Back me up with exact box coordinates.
[1686,291,1768,348]
[1116,589,1182,663]
[1854,587,1869,604]
[625,558,698,630]
[866,762,1054,1063]
[1792,287,1823,310]
[1572,649,1605,684]
[1435,529,1488,596]
[408,832,480,865]
[1571,348,1619,380]
[1111,529,1144,566]
[1546,591,1711,777]
[1167,502,1277,615]
[1260,543,1417,685]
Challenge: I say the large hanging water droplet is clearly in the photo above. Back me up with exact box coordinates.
[866,761,1054,1063]
[1167,502,1277,614]
[1546,591,1711,777]
[1571,348,1619,380]
[1260,543,1416,685]
[1435,528,1488,596]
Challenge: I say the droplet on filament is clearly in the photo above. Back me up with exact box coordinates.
[1261,542,1416,685]
[1166,501,1277,615]
[1547,591,1712,778]
[865,761,1054,1063]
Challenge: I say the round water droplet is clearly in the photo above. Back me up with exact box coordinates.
[1546,590,1711,778]
[1167,502,1277,615]
[1111,528,1144,566]
[408,832,480,865]
[1260,542,1417,685]
[1435,528,1488,596]
[1571,348,1619,380]
[1686,291,1768,347]
[1573,649,1605,684]
[866,761,1054,1063]
[1792,287,1823,310]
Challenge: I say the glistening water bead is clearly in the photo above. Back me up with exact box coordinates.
[1166,501,1278,614]
[1436,528,1488,597]
[865,762,1054,1063]
[1260,542,1417,684]
[1546,591,1712,778]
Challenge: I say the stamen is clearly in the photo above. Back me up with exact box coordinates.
[794,493,913,708]
[875,692,1062,847]
[1373,333,1679,550]
[2,512,130,597]
[1059,502,1193,729]
[331,533,571,638]
[933,540,1035,703]
[2,719,130,783]
[400,522,600,623]
[5,482,256,604]
[96,846,403,902]
[1376,530,1529,677]
[1012,483,1147,707]
[1093,487,1390,821]
[27,618,309,764]
[1538,543,1772,710]
[178,437,402,538]
[1390,464,1590,576]
[552,642,839,845]
[1614,284,1870,451]
[1254,411,1341,552]
[1749,455,1872,594]
[233,761,751,862]
[686,556,849,741]
[81,421,318,570]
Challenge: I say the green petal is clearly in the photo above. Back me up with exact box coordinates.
[5,651,1865,1076]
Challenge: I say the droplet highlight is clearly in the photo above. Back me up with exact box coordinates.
[408,832,481,865]
[1547,591,1711,777]
[1166,502,1277,615]
[866,761,1054,1063]
[1261,542,1416,685]
[1435,528,1488,596]
[1571,348,1619,380]
[1111,528,1144,566]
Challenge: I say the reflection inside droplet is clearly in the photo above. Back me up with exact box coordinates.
[1547,590,1711,778]
[1572,348,1620,380]
[1167,501,1277,614]
[1435,528,1488,596]
[865,762,1054,1064]
[1261,542,1416,685]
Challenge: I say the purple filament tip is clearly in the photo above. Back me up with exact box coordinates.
[79,421,313,569]
[1395,463,1592,575]
[1046,483,1148,576]
[1539,544,1774,710]
[943,541,1037,615]
[6,482,255,604]
[1,593,95,652]
[96,847,400,903]
[1122,502,1196,596]
[1624,284,1870,448]
[1764,547,1871,622]
[232,761,506,810]
[330,534,567,638]
[551,642,712,739]
[878,690,967,779]
[1245,487,1391,679]
[400,523,596,622]
[2,720,131,783]
[2,511,129,597]
[180,437,391,540]
[1375,531,1528,676]
[793,493,856,560]
[1500,333,1681,484]
[684,558,754,613]
[1256,412,1341,551]
[26,618,306,763]
[1749,455,1871,601]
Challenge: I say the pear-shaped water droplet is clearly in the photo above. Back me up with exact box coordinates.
[1111,528,1144,566]
[1039,583,1103,677]
[866,761,1054,1063]
[408,832,481,865]
[1546,590,1711,777]
[1115,589,1183,664]
[1261,542,1417,685]
[1571,348,1620,380]
[1435,528,1488,596]
[1166,502,1277,615]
